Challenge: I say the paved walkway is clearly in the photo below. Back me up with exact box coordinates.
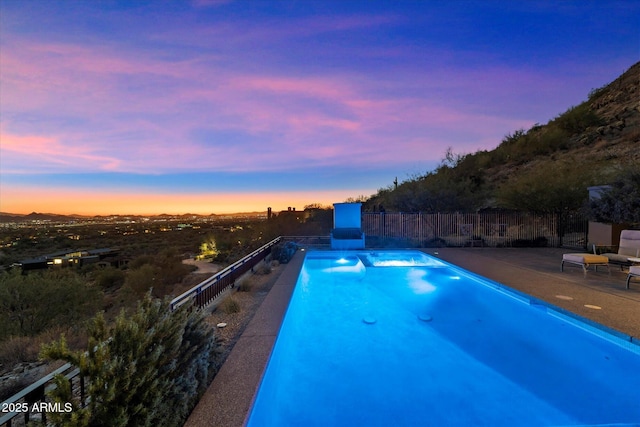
[433,247,640,338]
[184,247,640,427]
[184,251,304,427]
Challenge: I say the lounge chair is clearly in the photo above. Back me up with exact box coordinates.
[561,253,609,276]
[593,229,640,270]
[626,266,640,289]
[331,203,365,250]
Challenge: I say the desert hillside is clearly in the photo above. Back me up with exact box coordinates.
[365,61,639,212]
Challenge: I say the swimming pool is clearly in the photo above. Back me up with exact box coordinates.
[247,250,640,426]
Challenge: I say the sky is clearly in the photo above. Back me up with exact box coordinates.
[1,1,638,215]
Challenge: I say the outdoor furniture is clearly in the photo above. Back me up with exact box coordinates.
[626,265,640,289]
[593,229,640,270]
[561,253,609,276]
[331,203,365,250]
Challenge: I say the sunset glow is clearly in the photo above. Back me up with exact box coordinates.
[0,184,363,216]
[1,1,638,215]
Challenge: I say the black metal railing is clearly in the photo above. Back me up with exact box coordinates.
[0,363,83,427]
[170,236,281,311]
[1,237,282,426]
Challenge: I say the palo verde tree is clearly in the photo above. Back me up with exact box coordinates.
[40,294,221,427]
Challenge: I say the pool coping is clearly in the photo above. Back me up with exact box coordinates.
[184,250,305,427]
[436,256,640,351]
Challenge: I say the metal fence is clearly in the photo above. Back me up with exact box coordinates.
[0,363,82,427]
[362,211,588,249]
[170,236,281,311]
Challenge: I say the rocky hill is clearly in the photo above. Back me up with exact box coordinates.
[365,61,639,212]
[489,61,639,184]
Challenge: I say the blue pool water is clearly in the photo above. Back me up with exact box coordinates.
[247,251,640,426]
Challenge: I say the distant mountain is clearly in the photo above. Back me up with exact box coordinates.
[0,212,86,223]
[0,211,267,223]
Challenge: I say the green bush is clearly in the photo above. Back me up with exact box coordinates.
[587,169,640,224]
[496,160,594,213]
[40,295,220,427]
[0,269,101,339]
[552,103,603,134]
[123,263,158,296]
[0,335,40,366]
[94,267,126,290]
[220,296,241,314]
[253,262,272,276]
[236,278,254,292]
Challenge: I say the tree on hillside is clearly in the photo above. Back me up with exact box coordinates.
[365,148,489,213]
[496,161,595,213]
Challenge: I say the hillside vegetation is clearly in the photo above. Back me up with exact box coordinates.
[364,62,640,214]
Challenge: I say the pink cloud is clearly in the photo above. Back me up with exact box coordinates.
[1,31,541,177]
[0,129,122,173]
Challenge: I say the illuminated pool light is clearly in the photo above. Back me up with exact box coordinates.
[365,251,446,267]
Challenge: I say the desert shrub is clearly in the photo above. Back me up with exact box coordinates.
[496,161,594,213]
[272,242,298,264]
[587,169,640,224]
[553,103,603,134]
[124,252,194,298]
[0,269,101,339]
[40,295,220,427]
[253,262,272,275]
[236,277,254,292]
[94,267,126,290]
[0,326,87,368]
[220,296,241,314]
[128,254,155,270]
[123,263,158,296]
[533,126,568,154]
[0,335,40,366]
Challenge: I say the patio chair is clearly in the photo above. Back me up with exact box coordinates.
[626,266,640,290]
[561,253,609,276]
[331,203,365,250]
[593,229,640,270]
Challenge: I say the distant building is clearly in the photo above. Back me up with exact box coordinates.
[13,257,49,271]
[14,248,123,271]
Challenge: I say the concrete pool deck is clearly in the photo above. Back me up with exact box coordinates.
[184,247,640,427]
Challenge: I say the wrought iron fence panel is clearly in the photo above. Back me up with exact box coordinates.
[362,212,587,249]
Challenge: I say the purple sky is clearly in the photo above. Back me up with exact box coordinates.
[1,1,638,214]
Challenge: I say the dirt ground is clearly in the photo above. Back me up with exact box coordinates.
[204,262,283,362]
[181,259,222,274]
